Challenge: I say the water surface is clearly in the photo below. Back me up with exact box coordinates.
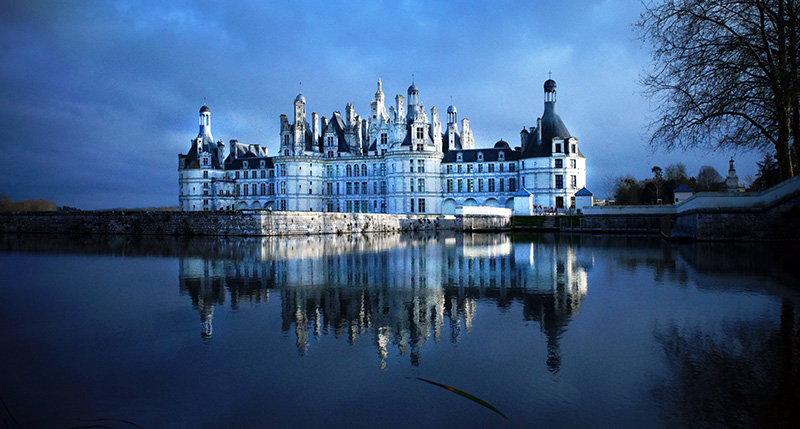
[1,232,798,428]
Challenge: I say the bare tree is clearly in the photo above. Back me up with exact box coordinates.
[638,0,800,180]
[664,163,689,183]
[696,165,723,190]
[651,166,666,202]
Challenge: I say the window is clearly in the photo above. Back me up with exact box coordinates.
[478,152,484,161]
[555,159,563,168]
[269,183,275,195]
[571,144,576,153]
[570,159,577,169]
[327,183,333,195]
[252,184,257,195]
[243,186,249,196]
[499,178,504,192]
[555,175,564,189]
[446,165,453,174]
[362,181,367,195]
[347,165,352,176]
[380,181,386,194]
[280,200,286,210]
[381,133,387,145]
[499,164,504,172]
[418,160,424,172]
[447,179,454,193]
[467,164,474,173]
[203,171,208,179]
[354,182,360,194]
[478,164,483,173]
[457,179,463,192]
[409,160,414,172]
[353,164,360,177]
[280,181,286,194]
[380,164,386,176]
[243,171,248,179]
[327,151,333,158]
[418,179,425,192]
[467,178,474,192]
[410,178,415,192]
[260,183,266,195]
[555,143,562,153]
[478,179,484,192]
[488,164,495,173]
[458,165,462,173]
[284,135,289,146]
[509,163,515,172]
[260,161,265,168]
[499,152,505,161]
[202,157,209,166]
[416,127,423,140]
[361,164,367,176]
[243,161,248,169]
[261,170,266,179]
[269,170,274,178]
[279,164,286,176]
[410,198,415,212]
[418,198,425,213]
[570,175,577,189]
[457,153,463,162]
[346,182,352,194]
[309,181,313,194]
[488,178,495,192]
[509,178,516,191]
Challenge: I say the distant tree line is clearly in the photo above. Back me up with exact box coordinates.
[0,194,58,212]
[609,156,781,205]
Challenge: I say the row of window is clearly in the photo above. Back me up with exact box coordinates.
[446,178,516,193]
[445,163,515,174]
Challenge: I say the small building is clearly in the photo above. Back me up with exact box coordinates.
[725,158,746,193]
[674,184,693,204]
[574,187,593,212]
[513,188,534,215]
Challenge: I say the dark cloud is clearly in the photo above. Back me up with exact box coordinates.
[0,0,761,209]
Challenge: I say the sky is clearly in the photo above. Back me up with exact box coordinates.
[0,0,765,209]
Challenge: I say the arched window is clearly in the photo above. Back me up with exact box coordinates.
[362,164,367,176]
[346,165,352,176]
[353,164,360,176]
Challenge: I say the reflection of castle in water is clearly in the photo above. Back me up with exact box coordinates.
[179,233,591,370]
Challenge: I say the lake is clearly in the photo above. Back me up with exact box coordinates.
[1,232,798,428]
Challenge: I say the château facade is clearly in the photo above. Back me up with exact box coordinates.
[178,78,586,214]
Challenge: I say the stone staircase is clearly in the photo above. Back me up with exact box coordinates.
[542,216,556,229]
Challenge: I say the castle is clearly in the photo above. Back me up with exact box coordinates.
[178,78,586,214]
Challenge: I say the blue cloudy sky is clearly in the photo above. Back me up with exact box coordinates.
[0,0,763,209]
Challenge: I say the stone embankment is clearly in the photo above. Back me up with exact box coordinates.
[581,175,800,241]
[0,211,510,236]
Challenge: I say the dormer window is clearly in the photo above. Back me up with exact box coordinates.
[477,152,484,161]
[457,153,463,162]
[416,127,424,140]
[555,143,562,153]
[260,160,265,168]
[243,161,249,169]
[571,144,576,153]
[202,157,209,166]
[499,152,505,161]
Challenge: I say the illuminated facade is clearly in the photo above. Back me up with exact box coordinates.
[178,79,586,213]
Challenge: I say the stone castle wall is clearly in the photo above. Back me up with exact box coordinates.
[0,211,510,236]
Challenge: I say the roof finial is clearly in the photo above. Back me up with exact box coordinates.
[548,71,552,80]
[299,81,302,92]
[412,73,415,84]
[203,96,206,106]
